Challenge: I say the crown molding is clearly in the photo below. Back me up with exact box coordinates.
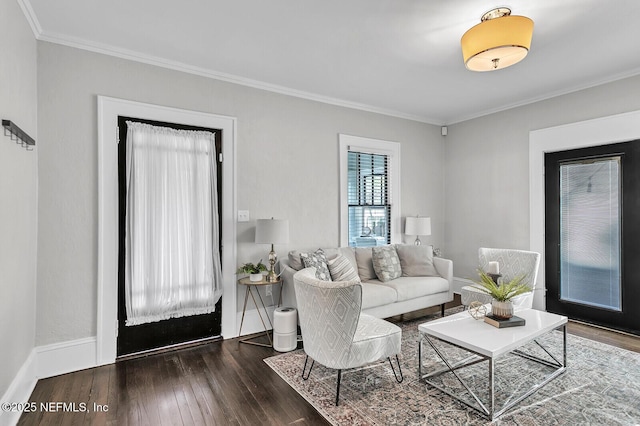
[446,67,640,125]
[17,0,42,38]
[19,0,440,126]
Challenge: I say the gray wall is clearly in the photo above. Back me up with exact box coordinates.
[0,0,38,397]
[445,74,640,282]
[35,42,444,345]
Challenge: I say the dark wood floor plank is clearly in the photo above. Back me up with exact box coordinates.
[200,342,265,425]
[166,353,206,426]
[187,352,228,424]
[19,297,637,426]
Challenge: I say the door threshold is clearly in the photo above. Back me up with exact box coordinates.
[116,335,222,361]
[568,318,638,338]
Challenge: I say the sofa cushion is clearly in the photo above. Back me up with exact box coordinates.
[300,249,332,281]
[372,245,402,282]
[376,276,449,302]
[338,247,358,273]
[360,282,398,310]
[355,247,377,281]
[287,250,305,271]
[396,244,438,277]
[288,247,357,272]
[327,254,360,282]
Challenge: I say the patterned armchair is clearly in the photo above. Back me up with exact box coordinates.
[461,247,541,309]
[293,267,403,405]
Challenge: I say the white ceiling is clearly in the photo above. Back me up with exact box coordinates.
[23,0,640,124]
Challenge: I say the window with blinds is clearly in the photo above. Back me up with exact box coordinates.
[347,151,391,247]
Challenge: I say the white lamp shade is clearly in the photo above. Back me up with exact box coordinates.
[405,217,431,236]
[255,218,289,244]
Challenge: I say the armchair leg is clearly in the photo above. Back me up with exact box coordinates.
[441,303,445,317]
[388,355,404,383]
[301,355,314,380]
[335,369,342,406]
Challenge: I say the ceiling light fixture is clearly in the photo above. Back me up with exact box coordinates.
[461,7,534,72]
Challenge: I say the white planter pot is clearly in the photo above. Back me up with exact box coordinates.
[491,300,514,319]
[250,273,263,282]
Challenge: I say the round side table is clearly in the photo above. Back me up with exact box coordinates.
[237,276,283,347]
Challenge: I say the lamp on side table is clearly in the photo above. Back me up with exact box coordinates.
[255,217,289,282]
[405,216,431,245]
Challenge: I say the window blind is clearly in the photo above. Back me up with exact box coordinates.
[559,157,621,310]
[347,150,391,247]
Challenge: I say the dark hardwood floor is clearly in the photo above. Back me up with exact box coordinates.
[18,295,640,425]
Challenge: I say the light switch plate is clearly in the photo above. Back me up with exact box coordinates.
[237,210,250,222]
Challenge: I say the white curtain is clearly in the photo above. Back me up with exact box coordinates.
[124,121,223,326]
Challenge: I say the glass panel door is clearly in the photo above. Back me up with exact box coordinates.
[559,157,621,311]
[545,140,640,336]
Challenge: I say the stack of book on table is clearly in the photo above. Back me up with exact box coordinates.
[484,314,526,328]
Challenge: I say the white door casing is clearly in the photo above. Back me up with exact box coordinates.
[97,96,237,365]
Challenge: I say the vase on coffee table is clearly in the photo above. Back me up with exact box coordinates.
[491,300,514,319]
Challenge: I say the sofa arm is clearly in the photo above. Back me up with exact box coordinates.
[279,260,299,309]
[433,257,453,288]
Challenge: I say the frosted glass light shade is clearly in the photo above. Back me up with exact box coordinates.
[405,217,431,236]
[461,14,534,71]
[255,218,289,244]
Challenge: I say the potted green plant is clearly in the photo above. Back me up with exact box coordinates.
[237,260,267,282]
[475,270,532,319]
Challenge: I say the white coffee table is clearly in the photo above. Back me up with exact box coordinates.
[418,308,567,421]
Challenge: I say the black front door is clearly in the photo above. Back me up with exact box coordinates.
[116,116,222,357]
[545,140,640,336]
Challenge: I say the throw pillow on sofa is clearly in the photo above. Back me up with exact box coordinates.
[355,247,377,281]
[371,245,402,282]
[327,254,361,282]
[300,249,332,281]
[395,244,438,277]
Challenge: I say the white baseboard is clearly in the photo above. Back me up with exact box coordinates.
[0,350,37,426]
[0,337,99,425]
[35,337,97,380]
[1,306,281,426]
[235,304,281,338]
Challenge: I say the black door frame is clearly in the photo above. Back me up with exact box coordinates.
[116,116,223,356]
[545,140,640,336]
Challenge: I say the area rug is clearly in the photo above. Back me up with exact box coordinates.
[265,308,640,425]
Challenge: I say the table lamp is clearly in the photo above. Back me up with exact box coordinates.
[255,218,289,282]
[405,216,431,245]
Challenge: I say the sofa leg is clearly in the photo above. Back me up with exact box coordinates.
[441,303,445,317]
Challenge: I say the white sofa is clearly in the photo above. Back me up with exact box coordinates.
[280,245,453,319]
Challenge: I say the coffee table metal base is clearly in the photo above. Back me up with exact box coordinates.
[419,325,567,421]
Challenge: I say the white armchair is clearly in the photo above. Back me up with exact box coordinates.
[293,267,403,405]
[461,247,541,309]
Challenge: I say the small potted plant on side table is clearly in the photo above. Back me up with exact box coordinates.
[237,260,267,282]
[475,270,531,319]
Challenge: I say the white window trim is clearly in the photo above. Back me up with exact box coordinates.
[339,134,401,247]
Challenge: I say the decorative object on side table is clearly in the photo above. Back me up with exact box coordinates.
[474,269,531,320]
[255,217,290,282]
[237,260,267,282]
